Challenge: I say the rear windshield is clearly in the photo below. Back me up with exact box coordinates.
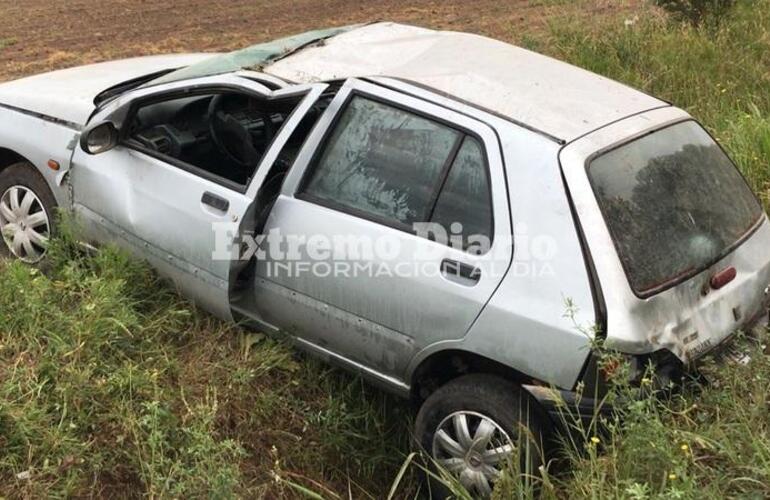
[588,120,763,296]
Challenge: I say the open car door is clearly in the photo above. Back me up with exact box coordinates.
[70,75,328,320]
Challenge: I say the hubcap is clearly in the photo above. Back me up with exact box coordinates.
[0,185,50,263]
[432,411,515,497]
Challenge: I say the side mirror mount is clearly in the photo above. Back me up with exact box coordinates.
[80,121,119,155]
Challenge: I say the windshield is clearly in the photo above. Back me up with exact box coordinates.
[143,25,357,88]
[588,120,763,296]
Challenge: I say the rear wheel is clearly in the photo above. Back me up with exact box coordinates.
[414,374,546,498]
[0,163,56,263]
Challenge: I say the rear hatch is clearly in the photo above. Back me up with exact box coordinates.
[561,107,770,362]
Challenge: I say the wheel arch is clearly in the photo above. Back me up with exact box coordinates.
[0,147,64,204]
[0,141,70,207]
[0,147,28,171]
[409,348,540,404]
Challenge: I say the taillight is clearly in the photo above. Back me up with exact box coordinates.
[710,266,737,290]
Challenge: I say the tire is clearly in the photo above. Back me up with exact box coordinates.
[0,162,57,263]
[414,374,546,499]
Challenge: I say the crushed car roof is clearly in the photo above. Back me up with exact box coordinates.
[264,22,668,143]
[148,25,356,87]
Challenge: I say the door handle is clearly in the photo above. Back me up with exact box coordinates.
[441,259,481,284]
[201,191,229,212]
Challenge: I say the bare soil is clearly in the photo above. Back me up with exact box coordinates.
[0,0,643,81]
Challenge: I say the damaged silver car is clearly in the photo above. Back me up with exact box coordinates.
[0,22,768,497]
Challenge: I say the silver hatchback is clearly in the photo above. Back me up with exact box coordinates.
[0,22,768,498]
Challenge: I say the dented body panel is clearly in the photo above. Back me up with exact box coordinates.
[69,74,329,319]
[264,22,667,143]
[251,78,517,381]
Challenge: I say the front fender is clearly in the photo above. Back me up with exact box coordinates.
[0,105,79,207]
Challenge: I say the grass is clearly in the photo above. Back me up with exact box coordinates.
[0,230,413,498]
[557,338,770,499]
[1,1,770,498]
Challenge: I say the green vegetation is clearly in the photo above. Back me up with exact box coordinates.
[0,229,412,497]
[0,39,16,51]
[1,1,770,497]
[548,336,770,499]
[653,0,737,26]
[413,330,770,499]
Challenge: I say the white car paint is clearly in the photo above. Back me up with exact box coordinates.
[265,22,668,143]
[0,53,215,126]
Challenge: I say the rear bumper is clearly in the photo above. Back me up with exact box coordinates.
[692,301,769,363]
[526,306,769,435]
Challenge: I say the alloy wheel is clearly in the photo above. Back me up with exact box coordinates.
[432,410,515,497]
[0,185,51,263]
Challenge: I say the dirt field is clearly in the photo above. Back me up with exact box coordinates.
[0,0,643,82]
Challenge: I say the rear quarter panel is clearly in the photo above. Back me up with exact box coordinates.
[407,120,597,390]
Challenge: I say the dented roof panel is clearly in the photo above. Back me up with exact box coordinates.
[265,22,668,142]
[149,25,359,87]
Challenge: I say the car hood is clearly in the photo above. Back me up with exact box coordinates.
[0,53,215,127]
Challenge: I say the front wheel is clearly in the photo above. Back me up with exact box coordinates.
[414,374,546,498]
[0,162,57,263]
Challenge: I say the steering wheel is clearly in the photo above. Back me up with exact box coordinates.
[207,94,276,168]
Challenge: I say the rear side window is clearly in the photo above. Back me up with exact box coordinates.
[588,120,762,295]
[301,95,494,251]
[430,137,493,249]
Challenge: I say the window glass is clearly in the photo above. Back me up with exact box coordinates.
[302,96,460,225]
[430,137,493,251]
[588,121,762,295]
